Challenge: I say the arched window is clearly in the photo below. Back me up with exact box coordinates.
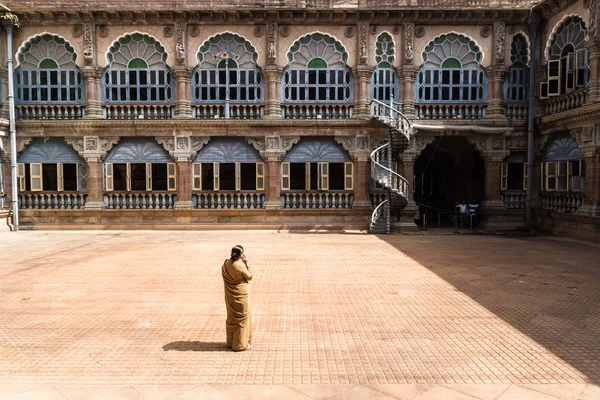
[541,16,588,98]
[371,33,399,104]
[281,33,353,104]
[416,34,487,103]
[16,34,84,103]
[542,134,585,192]
[192,33,263,105]
[504,34,529,103]
[102,33,173,103]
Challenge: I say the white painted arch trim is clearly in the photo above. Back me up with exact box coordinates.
[374,31,398,67]
[544,14,587,62]
[15,32,79,68]
[286,31,350,66]
[104,31,170,67]
[195,31,261,67]
[420,31,486,66]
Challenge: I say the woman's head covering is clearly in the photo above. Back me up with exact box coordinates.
[231,245,244,261]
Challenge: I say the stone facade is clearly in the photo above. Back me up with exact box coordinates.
[0,0,598,240]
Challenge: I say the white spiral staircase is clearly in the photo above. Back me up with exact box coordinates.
[369,99,413,234]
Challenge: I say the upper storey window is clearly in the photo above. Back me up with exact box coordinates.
[504,34,529,103]
[541,16,588,98]
[281,33,353,103]
[102,33,173,103]
[371,33,399,104]
[16,34,84,103]
[192,33,263,103]
[416,34,487,103]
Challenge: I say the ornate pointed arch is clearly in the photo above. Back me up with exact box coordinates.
[16,33,78,69]
[545,15,587,61]
[421,32,484,68]
[286,32,349,68]
[105,32,169,68]
[196,32,259,69]
[510,33,530,67]
[374,31,396,67]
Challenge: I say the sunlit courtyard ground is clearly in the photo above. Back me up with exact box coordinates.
[0,230,599,399]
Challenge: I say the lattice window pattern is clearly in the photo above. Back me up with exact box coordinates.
[103,33,173,103]
[504,34,529,103]
[371,32,399,103]
[16,34,84,103]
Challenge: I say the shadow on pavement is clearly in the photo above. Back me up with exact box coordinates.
[162,341,231,352]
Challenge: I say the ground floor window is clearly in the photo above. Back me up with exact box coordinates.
[542,160,585,192]
[192,162,264,191]
[17,163,79,192]
[104,162,176,192]
[501,162,527,191]
[281,162,353,191]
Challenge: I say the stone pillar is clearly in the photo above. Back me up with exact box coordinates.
[482,154,505,209]
[486,66,507,119]
[81,67,103,118]
[173,68,192,118]
[578,151,600,215]
[84,160,105,209]
[264,157,282,209]
[399,153,416,207]
[352,152,371,210]
[264,65,282,119]
[586,37,600,104]
[175,160,193,209]
[354,66,372,119]
[400,66,416,118]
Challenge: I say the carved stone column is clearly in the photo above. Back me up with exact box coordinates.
[173,68,193,118]
[354,66,372,119]
[156,135,209,209]
[486,66,507,119]
[399,153,416,207]
[482,153,507,209]
[585,37,600,104]
[264,65,282,119]
[66,136,120,209]
[81,67,103,118]
[401,66,416,118]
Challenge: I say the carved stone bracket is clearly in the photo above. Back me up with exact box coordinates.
[281,136,300,152]
[258,135,299,161]
[404,23,414,64]
[67,136,119,161]
[335,136,355,153]
[589,0,597,38]
[468,135,490,153]
[494,22,506,65]
[506,136,528,149]
[16,138,33,154]
[156,135,209,161]
[482,151,510,162]
[413,135,436,153]
[246,137,266,153]
[574,125,596,145]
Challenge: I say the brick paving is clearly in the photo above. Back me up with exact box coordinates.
[0,231,599,399]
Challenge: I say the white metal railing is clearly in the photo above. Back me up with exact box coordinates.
[192,192,265,209]
[415,103,487,119]
[540,192,584,213]
[102,104,174,120]
[104,192,176,209]
[544,89,588,115]
[280,191,354,209]
[18,192,87,209]
[370,199,389,231]
[16,104,85,120]
[504,103,528,119]
[370,99,413,141]
[370,143,409,199]
[192,103,264,119]
[501,190,526,209]
[281,104,353,119]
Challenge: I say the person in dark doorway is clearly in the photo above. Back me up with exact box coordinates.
[413,204,425,228]
[457,200,468,228]
[468,200,479,228]
[222,245,253,351]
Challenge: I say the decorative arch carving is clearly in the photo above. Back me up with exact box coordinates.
[283,137,352,162]
[286,32,349,68]
[421,32,485,67]
[15,33,78,68]
[194,137,263,162]
[105,31,169,68]
[17,138,85,164]
[544,15,587,61]
[543,133,583,161]
[105,137,173,163]
[196,32,259,68]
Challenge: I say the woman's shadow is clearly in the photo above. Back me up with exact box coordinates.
[162,341,230,352]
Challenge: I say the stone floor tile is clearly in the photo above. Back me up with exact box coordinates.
[365,384,433,400]
[441,384,511,400]
[413,386,481,400]
[322,385,398,400]
[168,385,232,400]
[210,385,296,400]
[578,384,600,400]
[0,384,47,397]
[288,384,358,399]
[520,384,587,400]
[497,385,562,400]
[7,385,66,400]
[128,385,199,400]
[53,385,125,400]
[91,385,145,400]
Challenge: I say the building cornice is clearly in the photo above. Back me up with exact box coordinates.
[538,102,600,131]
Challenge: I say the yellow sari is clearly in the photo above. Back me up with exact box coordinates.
[222,259,252,351]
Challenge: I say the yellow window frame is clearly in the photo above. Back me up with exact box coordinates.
[213,162,220,191]
[17,163,26,192]
[501,163,508,191]
[344,162,354,191]
[256,162,265,191]
[167,163,176,191]
[30,163,43,192]
[192,162,202,190]
[318,162,329,191]
[281,162,290,191]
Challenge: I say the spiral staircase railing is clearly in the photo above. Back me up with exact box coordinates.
[369,99,413,234]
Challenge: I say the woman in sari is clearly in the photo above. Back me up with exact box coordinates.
[222,245,253,351]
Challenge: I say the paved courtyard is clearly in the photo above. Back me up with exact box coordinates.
[0,230,599,399]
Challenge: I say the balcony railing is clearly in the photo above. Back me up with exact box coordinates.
[504,102,528,120]
[192,103,264,120]
[369,192,386,209]
[104,192,176,209]
[544,89,588,115]
[501,190,526,209]
[192,192,265,209]
[18,192,87,209]
[102,104,175,120]
[540,192,584,213]
[16,104,86,120]
[281,191,354,209]
[414,103,487,120]
[281,104,354,120]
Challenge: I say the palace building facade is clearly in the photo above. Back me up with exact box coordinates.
[0,0,598,240]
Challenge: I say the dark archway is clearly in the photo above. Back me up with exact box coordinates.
[414,136,485,225]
